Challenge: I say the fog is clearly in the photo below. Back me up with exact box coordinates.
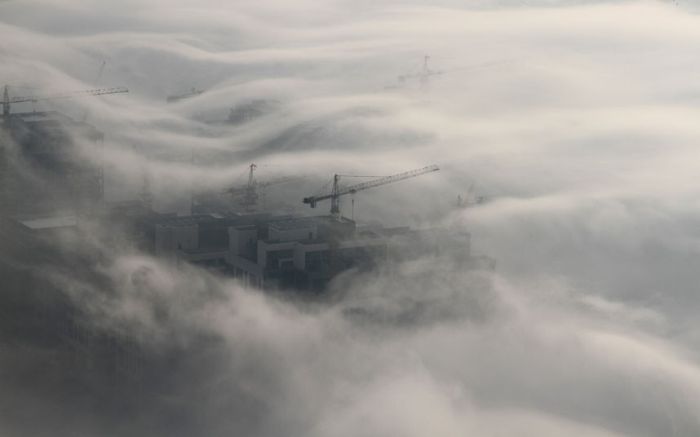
[2,0,700,436]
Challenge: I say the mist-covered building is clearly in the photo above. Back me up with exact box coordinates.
[141,211,480,291]
[0,111,104,218]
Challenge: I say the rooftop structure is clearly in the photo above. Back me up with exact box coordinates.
[136,210,477,292]
[0,96,487,294]
[227,99,277,125]
[18,215,78,231]
[166,88,204,103]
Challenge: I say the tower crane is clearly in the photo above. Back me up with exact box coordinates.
[81,60,108,122]
[303,164,440,219]
[397,55,444,86]
[2,85,129,117]
[224,163,300,212]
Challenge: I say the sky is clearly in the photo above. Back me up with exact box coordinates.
[2,0,700,436]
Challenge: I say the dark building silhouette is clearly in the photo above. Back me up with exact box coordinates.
[1,111,104,218]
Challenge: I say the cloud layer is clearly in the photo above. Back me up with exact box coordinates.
[2,0,700,436]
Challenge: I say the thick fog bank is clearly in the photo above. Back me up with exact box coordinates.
[2,0,700,436]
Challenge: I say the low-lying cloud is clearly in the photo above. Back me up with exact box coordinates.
[2,0,700,436]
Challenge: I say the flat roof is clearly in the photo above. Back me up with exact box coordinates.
[152,214,220,226]
[269,218,317,231]
[19,215,78,230]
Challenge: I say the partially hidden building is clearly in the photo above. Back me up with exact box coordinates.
[1,111,104,219]
[143,211,480,291]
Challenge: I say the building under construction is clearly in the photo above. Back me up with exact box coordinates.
[0,87,146,407]
[0,110,104,217]
[0,83,491,293]
[1,117,489,291]
[137,208,478,291]
[0,83,493,437]
[1,85,127,219]
[141,165,491,291]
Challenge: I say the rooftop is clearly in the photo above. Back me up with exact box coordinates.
[269,218,317,231]
[19,215,78,230]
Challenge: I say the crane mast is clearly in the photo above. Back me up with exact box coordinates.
[242,163,258,211]
[2,86,8,117]
[224,163,301,212]
[398,55,444,85]
[303,164,439,218]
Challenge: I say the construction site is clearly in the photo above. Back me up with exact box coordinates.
[6,2,700,436]
[0,83,493,421]
[0,83,493,294]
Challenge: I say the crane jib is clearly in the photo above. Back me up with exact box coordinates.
[10,87,129,104]
[302,165,439,210]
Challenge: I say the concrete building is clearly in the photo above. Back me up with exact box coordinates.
[141,211,477,292]
[0,111,104,217]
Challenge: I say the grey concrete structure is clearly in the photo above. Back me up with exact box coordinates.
[0,111,104,217]
[141,211,478,292]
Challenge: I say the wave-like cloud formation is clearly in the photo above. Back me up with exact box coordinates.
[2,0,700,436]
